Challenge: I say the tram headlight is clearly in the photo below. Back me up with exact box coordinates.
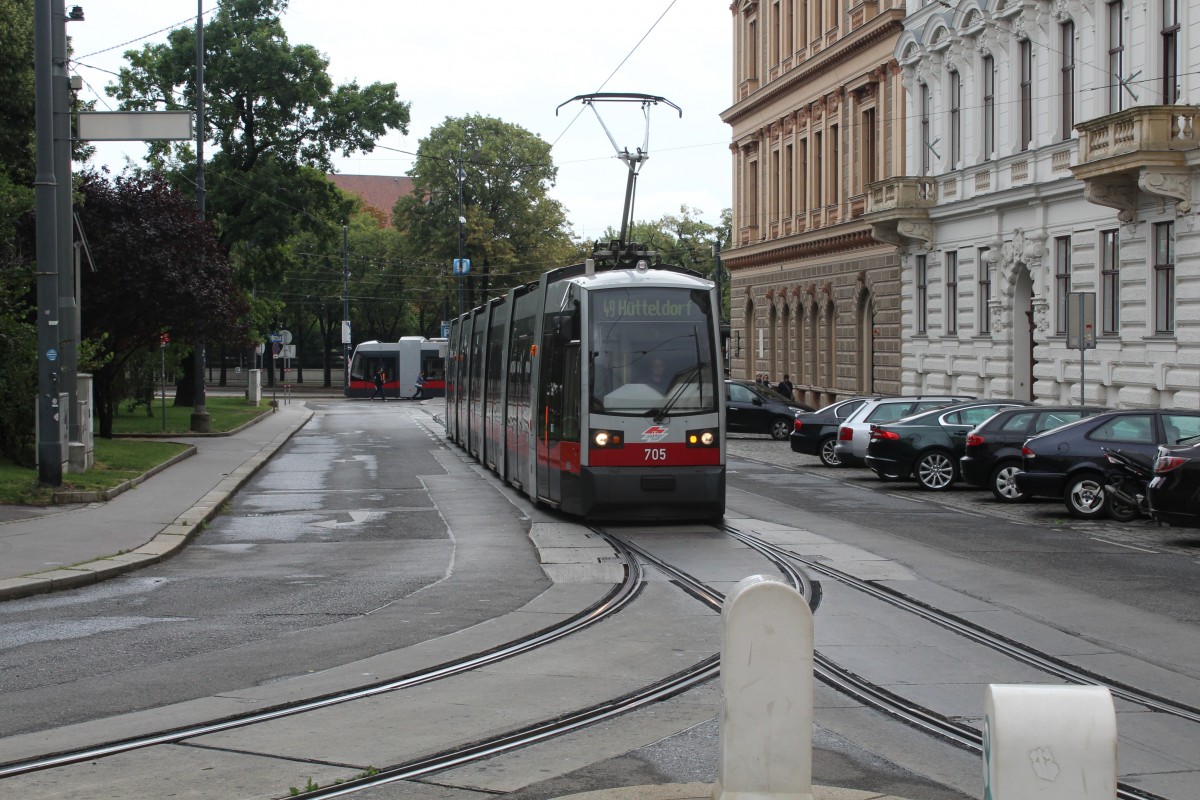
[686,428,719,448]
[591,429,623,448]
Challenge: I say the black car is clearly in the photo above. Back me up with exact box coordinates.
[1015,409,1200,519]
[789,396,881,466]
[959,406,1109,501]
[1147,440,1200,527]
[864,401,1030,490]
[725,379,815,440]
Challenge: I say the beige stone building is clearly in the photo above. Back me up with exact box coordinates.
[721,0,907,406]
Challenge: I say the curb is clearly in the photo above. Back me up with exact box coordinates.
[549,783,912,799]
[51,445,198,504]
[0,408,314,602]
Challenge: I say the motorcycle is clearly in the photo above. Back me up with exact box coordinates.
[1101,447,1156,523]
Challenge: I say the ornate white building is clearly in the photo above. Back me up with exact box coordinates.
[869,0,1200,407]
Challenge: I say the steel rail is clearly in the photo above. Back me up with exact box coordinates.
[0,537,646,780]
[723,524,1178,800]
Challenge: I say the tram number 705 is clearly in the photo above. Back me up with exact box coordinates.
[644,447,668,462]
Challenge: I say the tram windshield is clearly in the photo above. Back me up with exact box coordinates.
[588,286,719,416]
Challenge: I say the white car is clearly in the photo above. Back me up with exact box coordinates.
[833,396,975,466]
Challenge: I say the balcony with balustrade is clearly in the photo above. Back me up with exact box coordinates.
[1071,105,1200,222]
[863,176,936,250]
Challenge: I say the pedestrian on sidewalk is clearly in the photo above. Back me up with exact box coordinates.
[371,368,387,401]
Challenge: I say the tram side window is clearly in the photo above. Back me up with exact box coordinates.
[353,355,391,382]
[422,356,445,382]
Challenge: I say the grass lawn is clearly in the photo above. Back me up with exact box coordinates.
[0,398,269,505]
[108,396,268,435]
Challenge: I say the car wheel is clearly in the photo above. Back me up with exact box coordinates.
[769,417,792,440]
[989,461,1027,502]
[818,436,842,467]
[1065,473,1107,519]
[915,450,956,490]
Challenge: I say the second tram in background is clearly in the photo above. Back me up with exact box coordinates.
[345,337,447,399]
[446,245,725,521]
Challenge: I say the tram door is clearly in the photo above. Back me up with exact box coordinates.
[536,290,580,507]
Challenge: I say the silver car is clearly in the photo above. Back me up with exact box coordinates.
[833,395,975,466]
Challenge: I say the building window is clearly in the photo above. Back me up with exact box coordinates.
[829,124,839,204]
[982,55,995,158]
[862,107,877,188]
[945,251,958,335]
[748,19,759,80]
[916,255,928,335]
[784,143,794,217]
[1155,221,1175,334]
[771,1,782,65]
[771,148,781,221]
[799,137,808,213]
[1101,229,1120,334]
[949,71,961,167]
[978,249,992,335]
[748,159,760,231]
[1061,21,1075,140]
[920,83,931,175]
[1162,0,1179,104]
[814,130,824,207]
[1055,237,1072,336]
[1019,39,1033,151]
[1108,1,1125,113]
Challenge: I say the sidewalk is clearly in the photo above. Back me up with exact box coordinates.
[0,402,314,601]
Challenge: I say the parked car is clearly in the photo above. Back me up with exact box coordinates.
[833,395,975,466]
[790,396,884,466]
[725,379,814,440]
[1147,439,1200,528]
[864,400,1031,490]
[960,406,1109,501]
[1015,409,1200,519]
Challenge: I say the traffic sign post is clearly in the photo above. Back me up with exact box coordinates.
[1067,292,1096,405]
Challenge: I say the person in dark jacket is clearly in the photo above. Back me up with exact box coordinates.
[371,368,387,401]
[776,375,794,399]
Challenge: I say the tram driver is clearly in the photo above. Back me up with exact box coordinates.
[645,356,674,394]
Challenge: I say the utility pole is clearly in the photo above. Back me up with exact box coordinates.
[54,1,79,459]
[190,0,210,432]
[34,0,62,484]
[456,143,466,317]
[343,223,350,388]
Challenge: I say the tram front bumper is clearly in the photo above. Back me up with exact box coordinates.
[570,465,726,521]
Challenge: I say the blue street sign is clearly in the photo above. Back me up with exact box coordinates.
[453,258,471,276]
[46,348,58,362]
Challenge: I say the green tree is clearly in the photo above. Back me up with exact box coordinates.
[393,114,578,319]
[74,170,250,437]
[104,0,410,391]
[109,0,409,246]
[0,0,34,189]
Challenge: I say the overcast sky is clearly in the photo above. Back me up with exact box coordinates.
[69,0,734,241]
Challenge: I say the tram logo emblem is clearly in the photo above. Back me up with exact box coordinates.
[641,425,669,442]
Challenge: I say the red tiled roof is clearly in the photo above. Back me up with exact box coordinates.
[327,174,414,225]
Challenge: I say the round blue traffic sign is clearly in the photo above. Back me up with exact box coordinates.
[46,348,58,362]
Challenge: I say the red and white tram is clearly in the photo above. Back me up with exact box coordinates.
[447,248,725,520]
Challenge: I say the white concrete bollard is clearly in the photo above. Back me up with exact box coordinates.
[712,574,814,800]
[983,684,1117,800]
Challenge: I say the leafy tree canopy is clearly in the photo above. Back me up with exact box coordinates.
[106,0,410,255]
[393,114,578,303]
[74,169,250,436]
[0,0,35,188]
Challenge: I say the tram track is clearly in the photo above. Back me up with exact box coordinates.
[4,515,1190,800]
[716,523,1186,800]
[0,536,648,781]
